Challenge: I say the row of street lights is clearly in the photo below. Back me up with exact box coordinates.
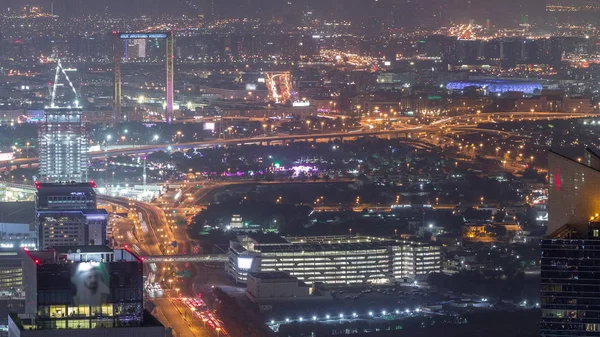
[271,308,422,325]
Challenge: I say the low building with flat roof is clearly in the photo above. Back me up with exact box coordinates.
[245,271,310,303]
[227,235,441,285]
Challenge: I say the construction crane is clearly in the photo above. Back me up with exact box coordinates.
[49,59,79,108]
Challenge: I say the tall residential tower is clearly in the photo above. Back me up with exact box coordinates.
[39,106,87,183]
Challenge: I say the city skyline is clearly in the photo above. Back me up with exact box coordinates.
[2,0,600,337]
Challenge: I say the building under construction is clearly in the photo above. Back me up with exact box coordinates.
[39,60,87,183]
[39,107,87,183]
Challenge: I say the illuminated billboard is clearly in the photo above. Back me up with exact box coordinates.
[0,152,14,162]
[237,257,253,270]
[119,33,169,39]
[292,101,310,107]
[72,262,110,306]
[204,122,215,131]
[36,261,142,305]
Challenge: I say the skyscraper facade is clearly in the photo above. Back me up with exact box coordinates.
[547,148,600,234]
[39,107,87,183]
[542,148,600,336]
[35,182,108,249]
[541,226,600,336]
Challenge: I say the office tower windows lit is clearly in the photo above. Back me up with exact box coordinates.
[39,107,87,183]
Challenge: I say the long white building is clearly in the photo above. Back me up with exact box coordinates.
[227,234,441,285]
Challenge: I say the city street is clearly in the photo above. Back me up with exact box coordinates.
[153,298,208,337]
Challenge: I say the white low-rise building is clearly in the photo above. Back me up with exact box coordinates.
[227,234,441,285]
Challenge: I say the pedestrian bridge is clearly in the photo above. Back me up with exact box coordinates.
[143,254,228,263]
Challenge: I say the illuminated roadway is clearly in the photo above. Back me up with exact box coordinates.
[5,111,594,169]
[99,195,213,337]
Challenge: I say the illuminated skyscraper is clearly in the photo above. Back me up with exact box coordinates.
[40,59,87,183]
[36,60,105,251]
[39,106,87,183]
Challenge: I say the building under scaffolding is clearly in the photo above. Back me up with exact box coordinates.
[39,107,87,183]
[39,59,87,183]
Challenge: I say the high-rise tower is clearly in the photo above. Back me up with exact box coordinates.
[541,148,600,336]
[39,60,87,183]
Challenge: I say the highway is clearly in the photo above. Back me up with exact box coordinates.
[5,110,593,169]
[100,193,218,337]
[153,298,206,337]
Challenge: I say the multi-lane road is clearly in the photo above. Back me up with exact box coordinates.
[6,110,593,170]
[100,194,216,336]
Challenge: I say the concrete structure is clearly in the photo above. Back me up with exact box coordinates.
[8,246,170,337]
[35,182,108,249]
[245,271,310,303]
[227,234,441,285]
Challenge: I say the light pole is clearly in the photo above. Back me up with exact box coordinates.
[216,327,221,337]
[26,142,30,158]
[306,120,311,134]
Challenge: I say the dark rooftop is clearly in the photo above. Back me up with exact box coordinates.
[247,233,289,244]
[0,201,35,225]
[52,245,114,254]
[248,271,296,280]
[255,240,394,253]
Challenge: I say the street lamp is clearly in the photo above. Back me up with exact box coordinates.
[216,327,221,337]
[306,120,311,134]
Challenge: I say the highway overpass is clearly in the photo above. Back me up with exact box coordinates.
[143,254,228,263]
[2,111,593,170]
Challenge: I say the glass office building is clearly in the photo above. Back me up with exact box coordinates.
[542,148,600,337]
[541,237,600,336]
[10,246,149,334]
